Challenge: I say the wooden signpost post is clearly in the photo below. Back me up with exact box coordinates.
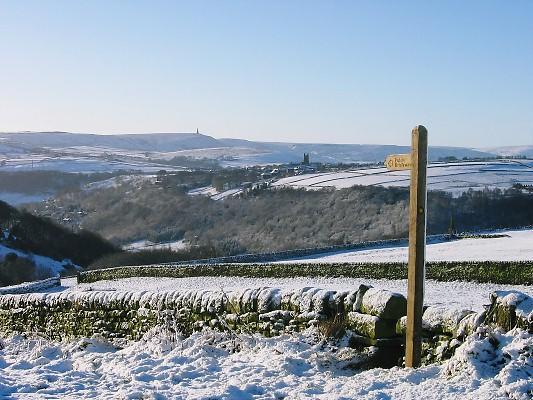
[385,125,428,368]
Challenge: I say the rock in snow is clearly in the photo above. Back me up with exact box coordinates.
[359,288,407,320]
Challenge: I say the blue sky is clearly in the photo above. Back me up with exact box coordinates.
[1,1,532,147]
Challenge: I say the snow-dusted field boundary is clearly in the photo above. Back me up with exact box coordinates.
[0,277,60,295]
[79,260,533,285]
[127,230,532,267]
[169,236,417,265]
[0,282,530,368]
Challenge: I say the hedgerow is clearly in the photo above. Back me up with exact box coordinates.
[78,260,533,285]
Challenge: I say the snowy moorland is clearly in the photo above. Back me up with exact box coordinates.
[277,229,533,264]
[272,160,533,195]
[0,131,499,171]
[0,327,531,399]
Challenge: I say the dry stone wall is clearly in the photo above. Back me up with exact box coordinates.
[0,285,409,349]
[0,285,530,367]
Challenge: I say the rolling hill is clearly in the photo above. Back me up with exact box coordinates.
[0,131,499,171]
[273,160,533,195]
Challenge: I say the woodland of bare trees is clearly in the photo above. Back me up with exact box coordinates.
[28,181,533,255]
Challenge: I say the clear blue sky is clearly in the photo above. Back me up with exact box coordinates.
[1,1,532,147]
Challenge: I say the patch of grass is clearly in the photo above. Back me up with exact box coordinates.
[318,314,347,340]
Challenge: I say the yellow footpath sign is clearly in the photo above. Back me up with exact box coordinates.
[385,154,412,170]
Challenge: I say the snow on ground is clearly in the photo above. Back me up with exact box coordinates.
[157,146,267,161]
[0,244,75,277]
[0,327,531,399]
[188,186,219,197]
[83,174,156,192]
[122,239,188,252]
[55,227,533,312]
[211,188,243,201]
[188,186,243,201]
[272,160,533,195]
[0,153,186,174]
[278,229,533,264]
[58,276,532,312]
[0,277,60,295]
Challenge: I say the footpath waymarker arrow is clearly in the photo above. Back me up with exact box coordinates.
[385,154,412,171]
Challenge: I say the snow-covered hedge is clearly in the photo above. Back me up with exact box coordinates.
[80,260,533,285]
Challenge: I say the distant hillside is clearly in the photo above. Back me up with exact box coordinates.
[219,140,496,164]
[273,160,533,196]
[0,131,499,170]
[0,201,118,276]
[0,131,221,152]
[482,145,533,158]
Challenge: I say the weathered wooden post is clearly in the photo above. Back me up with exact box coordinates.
[405,125,428,368]
[384,125,428,368]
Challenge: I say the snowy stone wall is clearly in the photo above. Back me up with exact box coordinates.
[485,290,532,332]
[0,286,530,366]
[0,286,408,344]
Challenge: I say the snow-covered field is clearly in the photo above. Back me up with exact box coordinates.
[272,160,533,195]
[188,186,243,201]
[0,327,531,399]
[51,227,533,313]
[122,239,188,252]
[83,175,156,192]
[0,153,185,173]
[211,188,243,201]
[278,229,533,264]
